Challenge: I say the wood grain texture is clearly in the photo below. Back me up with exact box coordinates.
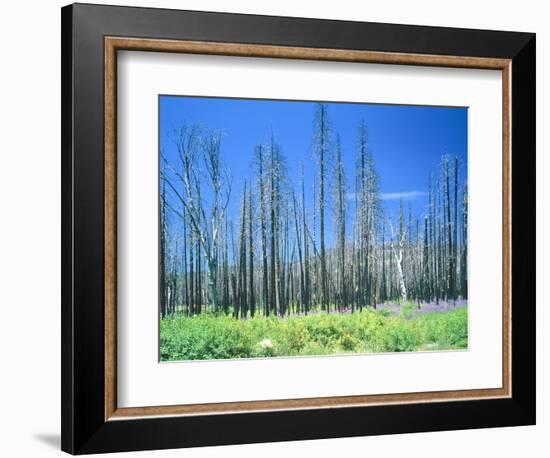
[105,38,117,420]
[502,62,512,398]
[104,36,512,421]
[106,37,510,69]
[109,387,510,420]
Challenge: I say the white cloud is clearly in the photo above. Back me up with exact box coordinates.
[345,190,427,202]
[380,191,426,201]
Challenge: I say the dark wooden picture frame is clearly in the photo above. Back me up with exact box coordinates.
[61,3,535,454]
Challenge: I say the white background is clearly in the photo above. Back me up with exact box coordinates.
[118,52,502,407]
[0,1,545,457]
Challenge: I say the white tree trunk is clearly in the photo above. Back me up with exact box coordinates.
[394,251,407,303]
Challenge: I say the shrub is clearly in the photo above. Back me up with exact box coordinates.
[160,307,468,361]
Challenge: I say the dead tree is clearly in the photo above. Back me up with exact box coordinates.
[248,180,255,317]
[163,124,232,311]
[388,212,407,303]
[313,103,331,311]
[334,135,347,310]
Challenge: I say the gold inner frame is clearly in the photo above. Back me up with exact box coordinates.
[104,37,512,421]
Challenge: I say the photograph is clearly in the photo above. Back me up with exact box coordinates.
[54,3,536,454]
[158,96,469,362]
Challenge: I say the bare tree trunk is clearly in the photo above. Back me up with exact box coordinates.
[461,185,468,299]
[453,156,459,302]
[423,215,430,302]
[189,230,194,315]
[257,146,269,316]
[274,175,282,317]
[445,156,455,301]
[389,218,407,303]
[248,182,255,317]
[170,240,178,314]
[293,191,305,313]
[314,104,329,311]
[239,182,248,319]
[160,166,167,318]
[335,136,346,310]
[394,251,407,303]
[182,204,188,314]
[223,219,229,313]
[269,138,278,316]
[301,163,310,314]
[381,227,387,302]
[359,120,367,311]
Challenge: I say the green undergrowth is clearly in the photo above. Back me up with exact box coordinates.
[160,305,468,361]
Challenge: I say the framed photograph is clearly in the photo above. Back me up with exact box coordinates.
[61,3,536,454]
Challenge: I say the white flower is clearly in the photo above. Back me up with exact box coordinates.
[259,338,273,349]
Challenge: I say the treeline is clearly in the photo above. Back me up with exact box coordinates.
[160,104,467,319]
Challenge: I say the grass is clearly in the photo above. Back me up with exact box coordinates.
[160,304,468,361]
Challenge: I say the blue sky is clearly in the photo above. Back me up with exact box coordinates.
[160,95,467,245]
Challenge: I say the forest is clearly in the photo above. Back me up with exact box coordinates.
[159,101,468,361]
